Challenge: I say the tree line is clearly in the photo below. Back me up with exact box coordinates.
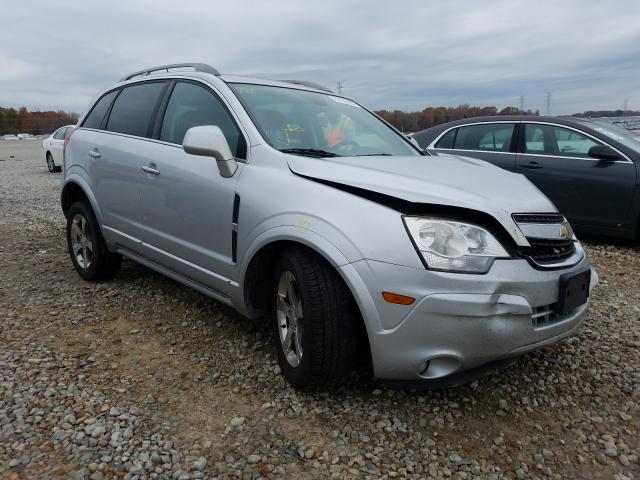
[374,106,640,132]
[0,107,79,135]
[374,105,540,132]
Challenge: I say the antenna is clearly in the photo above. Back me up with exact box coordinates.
[336,80,345,96]
[545,92,552,116]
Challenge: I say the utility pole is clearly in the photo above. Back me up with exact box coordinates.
[545,92,552,116]
[623,98,628,114]
[519,95,525,113]
[336,80,344,96]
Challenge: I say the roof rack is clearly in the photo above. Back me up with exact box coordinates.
[281,80,333,93]
[119,63,221,82]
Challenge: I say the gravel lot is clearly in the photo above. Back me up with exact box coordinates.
[1,141,639,480]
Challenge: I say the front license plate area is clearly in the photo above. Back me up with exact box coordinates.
[557,268,590,315]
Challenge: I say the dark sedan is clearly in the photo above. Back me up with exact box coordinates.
[413,116,640,239]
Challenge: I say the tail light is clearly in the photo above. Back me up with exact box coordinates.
[63,127,75,153]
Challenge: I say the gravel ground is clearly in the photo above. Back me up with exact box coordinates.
[1,141,639,480]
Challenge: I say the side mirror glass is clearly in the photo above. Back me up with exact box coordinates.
[588,145,620,162]
[183,125,237,177]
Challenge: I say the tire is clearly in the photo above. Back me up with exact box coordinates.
[272,246,360,390]
[66,201,122,281]
[46,152,56,173]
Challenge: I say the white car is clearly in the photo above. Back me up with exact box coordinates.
[42,125,74,172]
[17,133,36,140]
[2,134,18,140]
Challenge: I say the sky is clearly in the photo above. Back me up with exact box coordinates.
[1,0,639,116]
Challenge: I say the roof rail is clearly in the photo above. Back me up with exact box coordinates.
[281,80,333,93]
[119,63,221,82]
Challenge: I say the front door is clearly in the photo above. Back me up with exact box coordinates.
[516,123,636,230]
[138,80,247,294]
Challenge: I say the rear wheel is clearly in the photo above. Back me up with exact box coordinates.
[66,201,121,281]
[272,247,360,390]
[46,152,56,173]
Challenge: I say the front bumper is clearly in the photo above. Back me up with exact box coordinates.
[339,251,597,383]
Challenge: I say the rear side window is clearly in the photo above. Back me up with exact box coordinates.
[453,124,515,152]
[82,91,118,130]
[160,82,244,157]
[435,129,456,148]
[106,82,166,138]
[53,127,68,140]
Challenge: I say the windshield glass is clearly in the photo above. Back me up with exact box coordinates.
[588,119,640,153]
[229,83,419,157]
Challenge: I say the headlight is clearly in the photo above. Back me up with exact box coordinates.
[404,217,509,273]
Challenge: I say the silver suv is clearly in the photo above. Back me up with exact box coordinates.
[62,63,597,389]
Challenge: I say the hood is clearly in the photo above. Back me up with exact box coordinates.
[287,153,557,245]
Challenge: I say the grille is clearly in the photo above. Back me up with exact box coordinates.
[519,238,576,264]
[512,213,565,224]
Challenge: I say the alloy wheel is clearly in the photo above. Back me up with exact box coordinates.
[70,213,93,269]
[276,270,304,367]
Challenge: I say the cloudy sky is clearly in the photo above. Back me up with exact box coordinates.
[1,0,639,116]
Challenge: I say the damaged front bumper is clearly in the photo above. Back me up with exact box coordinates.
[339,253,598,384]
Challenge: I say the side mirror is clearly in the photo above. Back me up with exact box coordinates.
[588,145,620,162]
[183,125,237,178]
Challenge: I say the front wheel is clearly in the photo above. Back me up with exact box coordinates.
[272,247,360,390]
[66,201,122,281]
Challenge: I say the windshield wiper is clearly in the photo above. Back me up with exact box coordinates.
[279,148,341,158]
[354,153,392,156]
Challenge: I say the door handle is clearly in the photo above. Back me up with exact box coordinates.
[520,161,542,169]
[88,149,101,159]
[141,164,160,175]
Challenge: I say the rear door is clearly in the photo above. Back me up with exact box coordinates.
[138,80,246,293]
[515,123,636,229]
[428,122,517,171]
[87,81,168,250]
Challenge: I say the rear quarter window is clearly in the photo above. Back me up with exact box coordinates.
[106,82,166,138]
[82,91,118,130]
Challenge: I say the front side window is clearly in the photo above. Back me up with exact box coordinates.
[452,123,515,152]
[82,91,118,130]
[229,83,419,157]
[525,124,600,157]
[160,82,243,157]
[106,82,166,138]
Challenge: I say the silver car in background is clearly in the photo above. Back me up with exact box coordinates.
[62,63,597,389]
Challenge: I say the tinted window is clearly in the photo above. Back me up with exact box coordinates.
[525,124,600,157]
[453,123,515,152]
[160,82,243,156]
[53,127,67,140]
[82,91,118,130]
[435,129,456,148]
[106,82,166,138]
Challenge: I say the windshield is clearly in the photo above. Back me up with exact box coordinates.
[230,83,420,157]
[588,119,640,153]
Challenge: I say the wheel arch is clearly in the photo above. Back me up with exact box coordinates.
[60,178,103,226]
[240,234,373,366]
